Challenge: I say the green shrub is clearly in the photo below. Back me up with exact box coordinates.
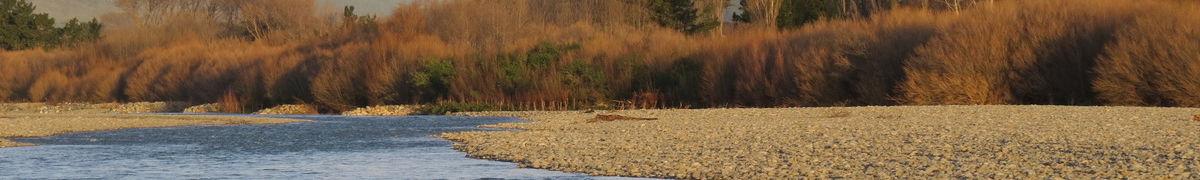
[561,61,608,100]
[410,58,455,102]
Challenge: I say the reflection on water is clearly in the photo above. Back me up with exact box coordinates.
[0,115,630,179]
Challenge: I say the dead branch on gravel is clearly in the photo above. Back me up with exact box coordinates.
[1193,114,1200,122]
[588,114,658,123]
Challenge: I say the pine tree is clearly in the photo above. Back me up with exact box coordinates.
[776,0,833,28]
[648,0,718,34]
[0,0,102,50]
[1,0,58,50]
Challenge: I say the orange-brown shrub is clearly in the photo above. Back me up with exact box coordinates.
[0,58,42,102]
[310,49,368,112]
[1093,4,1200,107]
[27,70,70,102]
[682,9,941,106]
[218,91,244,113]
[900,0,1155,105]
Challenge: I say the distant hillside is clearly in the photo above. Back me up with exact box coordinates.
[30,0,408,23]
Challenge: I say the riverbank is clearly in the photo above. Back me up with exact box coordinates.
[442,105,1200,179]
[0,103,306,148]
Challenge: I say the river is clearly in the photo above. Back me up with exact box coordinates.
[0,115,639,179]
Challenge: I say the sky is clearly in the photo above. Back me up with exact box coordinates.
[30,0,412,22]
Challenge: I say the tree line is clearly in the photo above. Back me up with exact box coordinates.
[0,0,101,50]
[2,0,1197,112]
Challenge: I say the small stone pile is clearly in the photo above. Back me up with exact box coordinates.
[35,103,117,114]
[341,105,416,116]
[111,102,189,114]
[255,104,319,115]
[183,103,223,113]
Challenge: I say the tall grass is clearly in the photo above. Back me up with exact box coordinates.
[1,0,1198,111]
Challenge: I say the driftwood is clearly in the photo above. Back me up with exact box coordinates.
[1193,114,1200,122]
[587,114,658,123]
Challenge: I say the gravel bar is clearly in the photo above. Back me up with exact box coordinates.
[0,113,305,148]
[442,105,1200,179]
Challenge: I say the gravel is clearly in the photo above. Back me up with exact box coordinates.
[111,102,189,114]
[183,103,223,113]
[341,105,417,116]
[442,105,1200,179]
[0,102,188,114]
[254,104,319,115]
[0,113,304,148]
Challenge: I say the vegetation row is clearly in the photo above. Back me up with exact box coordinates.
[1,0,1197,113]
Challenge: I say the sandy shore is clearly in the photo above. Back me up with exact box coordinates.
[442,105,1200,179]
[0,113,304,148]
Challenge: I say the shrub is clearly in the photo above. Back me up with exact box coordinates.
[2,0,1199,110]
[0,59,41,102]
[311,56,368,112]
[410,58,456,102]
[27,70,69,102]
[218,91,244,113]
[560,61,608,100]
[900,0,1149,105]
[1093,5,1200,107]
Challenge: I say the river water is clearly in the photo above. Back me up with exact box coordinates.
[0,115,632,179]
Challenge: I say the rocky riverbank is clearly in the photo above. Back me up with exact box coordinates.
[443,106,1200,179]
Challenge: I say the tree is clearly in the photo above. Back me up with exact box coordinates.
[744,0,783,27]
[115,0,317,41]
[0,0,102,50]
[57,18,103,47]
[776,0,833,28]
[0,0,58,50]
[648,0,719,34]
[341,6,378,37]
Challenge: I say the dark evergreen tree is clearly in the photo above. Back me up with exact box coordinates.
[1,0,57,50]
[776,0,833,28]
[1,0,102,50]
[648,0,718,34]
[57,18,103,47]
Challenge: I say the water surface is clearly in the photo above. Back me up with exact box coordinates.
[0,115,625,179]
